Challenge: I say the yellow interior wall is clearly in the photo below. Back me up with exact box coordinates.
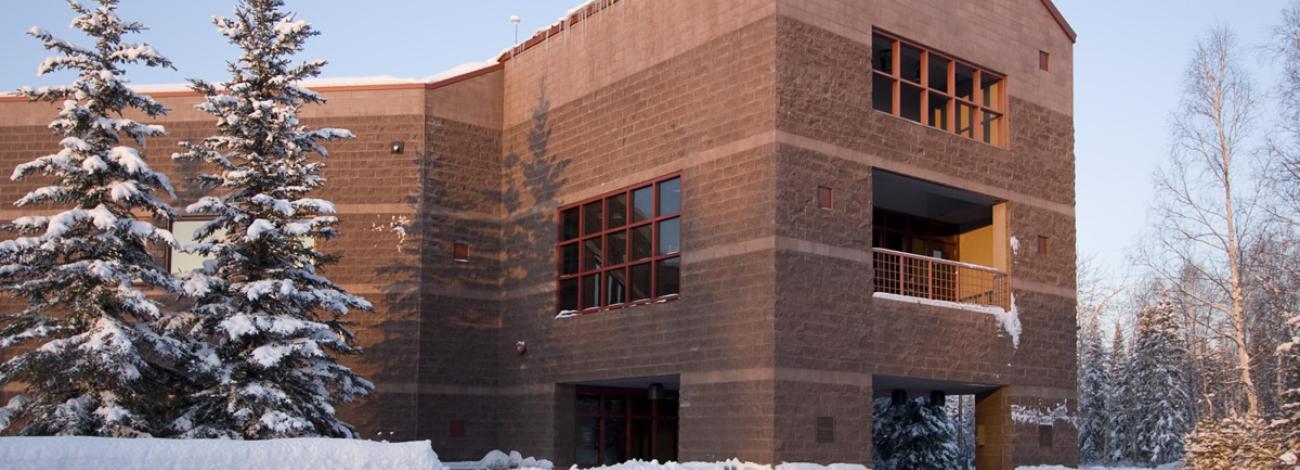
[958,225,994,267]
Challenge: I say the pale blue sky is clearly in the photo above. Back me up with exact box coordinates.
[0,0,1292,275]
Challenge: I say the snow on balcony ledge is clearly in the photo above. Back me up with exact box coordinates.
[872,292,1022,348]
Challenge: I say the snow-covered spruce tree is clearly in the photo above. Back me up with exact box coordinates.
[1128,292,1194,466]
[1077,317,1110,465]
[1105,323,1134,465]
[0,0,181,437]
[167,0,372,438]
[872,396,961,470]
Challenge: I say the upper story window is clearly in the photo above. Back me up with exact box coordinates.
[170,219,219,274]
[871,31,1007,147]
[557,175,682,315]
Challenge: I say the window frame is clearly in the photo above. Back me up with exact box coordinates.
[871,29,1009,148]
[556,173,682,315]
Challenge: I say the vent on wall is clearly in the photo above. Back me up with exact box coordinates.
[453,243,470,262]
[1039,51,1051,71]
[817,186,834,210]
[816,416,835,443]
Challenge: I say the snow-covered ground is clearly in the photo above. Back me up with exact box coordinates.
[1018,465,1182,470]
[0,437,1183,470]
[0,437,440,470]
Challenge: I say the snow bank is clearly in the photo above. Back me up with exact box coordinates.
[444,449,554,470]
[0,436,441,470]
[564,460,868,470]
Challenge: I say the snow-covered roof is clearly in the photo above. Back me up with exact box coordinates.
[1,60,501,99]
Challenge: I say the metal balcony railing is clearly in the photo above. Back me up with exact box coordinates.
[871,248,1009,310]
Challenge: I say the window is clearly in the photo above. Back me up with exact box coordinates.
[453,243,470,262]
[1037,235,1051,256]
[872,31,1007,147]
[169,219,313,273]
[169,219,220,274]
[557,175,681,314]
[1039,50,1051,71]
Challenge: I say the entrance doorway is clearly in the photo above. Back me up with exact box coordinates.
[574,380,679,466]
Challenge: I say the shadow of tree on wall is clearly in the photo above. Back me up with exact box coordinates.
[501,79,571,297]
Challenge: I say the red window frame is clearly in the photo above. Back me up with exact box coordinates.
[574,386,679,466]
[556,174,682,315]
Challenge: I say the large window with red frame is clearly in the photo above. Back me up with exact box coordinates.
[557,175,681,314]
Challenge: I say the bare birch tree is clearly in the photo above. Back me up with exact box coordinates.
[1147,26,1263,417]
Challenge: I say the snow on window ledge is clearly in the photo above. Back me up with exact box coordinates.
[871,292,1022,348]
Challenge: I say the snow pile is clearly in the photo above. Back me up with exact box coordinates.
[1011,401,1077,427]
[559,461,868,470]
[0,437,440,470]
[444,449,554,470]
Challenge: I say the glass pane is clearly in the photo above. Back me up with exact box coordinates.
[632,186,653,223]
[900,83,922,123]
[631,225,653,260]
[603,418,626,465]
[561,244,579,275]
[928,93,950,131]
[657,218,680,255]
[982,74,1003,110]
[606,396,627,415]
[658,399,678,417]
[955,64,976,101]
[608,193,628,228]
[576,416,599,466]
[872,34,894,73]
[872,74,894,113]
[657,257,681,297]
[583,238,603,271]
[562,208,580,241]
[630,263,652,301]
[630,420,653,461]
[607,269,627,305]
[582,274,599,309]
[928,55,950,92]
[955,102,975,138]
[608,231,627,265]
[982,112,1004,146]
[900,44,922,83]
[654,420,678,462]
[658,178,681,215]
[583,201,603,235]
[632,398,652,416]
[577,394,600,415]
[559,279,579,312]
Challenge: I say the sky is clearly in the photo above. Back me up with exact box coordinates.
[0,0,1294,279]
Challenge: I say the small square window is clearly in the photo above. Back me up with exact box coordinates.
[453,243,470,262]
[817,186,834,210]
[1039,51,1051,71]
[1037,235,1051,256]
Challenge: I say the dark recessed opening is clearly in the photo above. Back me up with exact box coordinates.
[453,242,470,262]
[1039,50,1051,71]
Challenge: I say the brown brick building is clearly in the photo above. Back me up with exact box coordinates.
[0,0,1078,468]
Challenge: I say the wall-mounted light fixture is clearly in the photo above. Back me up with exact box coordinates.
[390,141,405,154]
[648,383,665,401]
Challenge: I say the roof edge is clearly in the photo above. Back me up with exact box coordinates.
[1040,0,1077,43]
[0,63,505,104]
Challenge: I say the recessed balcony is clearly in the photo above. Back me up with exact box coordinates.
[871,171,1010,310]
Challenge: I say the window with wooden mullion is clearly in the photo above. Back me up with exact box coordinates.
[557,176,681,315]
